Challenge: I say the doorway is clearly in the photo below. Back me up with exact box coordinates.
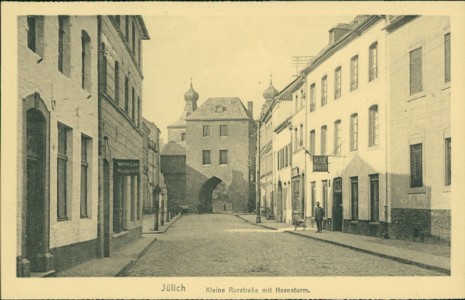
[103,159,110,257]
[333,177,343,231]
[25,109,46,271]
[276,182,283,222]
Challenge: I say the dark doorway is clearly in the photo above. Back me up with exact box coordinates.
[103,160,110,257]
[25,109,46,271]
[333,177,343,231]
[198,177,222,213]
[370,174,379,221]
[276,182,283,222]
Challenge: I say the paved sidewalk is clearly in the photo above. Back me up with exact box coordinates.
[236,213,450,274]
[55,214,180,277]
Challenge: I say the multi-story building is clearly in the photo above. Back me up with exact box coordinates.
[301,16,388,234]
[142,118,161,214]
[17,16,98,276]
[185,97,256,213]
[259,79,279,215]
[97,15,149,257]
[385,16,451,241]
[272,78,301,223]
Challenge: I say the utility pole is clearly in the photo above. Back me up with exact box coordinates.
[292,56,314,77]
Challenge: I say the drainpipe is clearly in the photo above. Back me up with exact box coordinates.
[96,15,105,258]
[383,24,390,239]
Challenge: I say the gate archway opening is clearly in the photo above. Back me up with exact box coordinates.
[198,176,222,213]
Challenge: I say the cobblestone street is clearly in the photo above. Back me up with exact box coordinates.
[125,214,444,276]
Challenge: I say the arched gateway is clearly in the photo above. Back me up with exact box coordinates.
[198,177,222,213]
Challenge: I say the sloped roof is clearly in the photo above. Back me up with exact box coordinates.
[186,97,252,121]
[161,141,186,156]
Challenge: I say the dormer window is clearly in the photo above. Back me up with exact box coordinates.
[215,105,226,112]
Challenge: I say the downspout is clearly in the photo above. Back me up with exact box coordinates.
[256,119,261,223]
[96,15,105,258]
[383,19,390,239]
[303,75,308,222]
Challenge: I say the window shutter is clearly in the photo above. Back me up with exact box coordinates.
[409,47,423,95]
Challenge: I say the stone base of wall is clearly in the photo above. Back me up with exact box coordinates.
[391,208,450,242]
[50,239,97,273]
[391,208,431,240]
[342,220,385,237]
[111,226,142,253]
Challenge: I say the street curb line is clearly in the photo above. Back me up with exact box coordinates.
[115,215,182,277]
[235,214,278,231]
[285,231,450,275]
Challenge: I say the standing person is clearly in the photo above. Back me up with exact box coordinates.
[314,202,325,233]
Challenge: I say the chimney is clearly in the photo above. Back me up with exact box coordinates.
[329,23,352,44]
[247,101,254,119]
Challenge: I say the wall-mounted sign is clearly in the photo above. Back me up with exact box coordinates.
[114,159,140,175]
[313,156,328,172]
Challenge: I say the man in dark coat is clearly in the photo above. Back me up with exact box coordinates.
[314,202,325,233]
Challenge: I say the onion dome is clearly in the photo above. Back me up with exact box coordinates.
[262,79,279,101]
[184,82,199,102]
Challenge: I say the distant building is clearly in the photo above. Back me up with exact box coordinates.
[142,119,161,213]
[185,97,256,213]
[17,16,98,276]
[97,15,150,257]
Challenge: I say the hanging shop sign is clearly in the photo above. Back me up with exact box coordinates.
[313,155,328,172]
[114,159,140,175]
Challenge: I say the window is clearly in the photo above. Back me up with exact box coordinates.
[321,125,327,155]
[220,125,228,137]
[125,16,129,40]
[58,16,70,75]
[131,87,136,122]
[101,43,107,94]
[295,94,299,112]
[334,120,341,154]
[294,128,298,149]
[219,150,228,165]
[321,76,327,106]
[409,47,423,95]
[369,42,378,81]
[81,135,91,218]
[350,177,358,220]
[114,15,120,27]
[299,124,303,147]
[57,123,70,220]
[202,150,211,165]
[203,125,210,137]
[181,133,186,141]
[350,113,358,151]
[370,174,379,221]
[300,89,306,108]
[368,105,379,147]
[114,61,120,104]
[137,96,141,126]
[410,143,423,188]
[310,83,316,112]
[445,33,451,83]
[27,16,44,56]
[310,182,316,217]
[130,176,135,221]
[309,130,315,155]
[322,180,328,211]
[124,76,129,113]
[215,105,225,112]
[334,67,342,99]
[445,138,451,186]
[350,55,358,91]
[81,31,91,92]
[132,21,135,54]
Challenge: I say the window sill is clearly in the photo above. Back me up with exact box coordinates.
[202,164,211,167]
[407,91,426,102]
[219,164,228,166]
[112,231,129,239]
[408,186,426,194]
[443,185,451,193]
[57,217,69,222]
[368,221,380,226]
[368,144,380,151]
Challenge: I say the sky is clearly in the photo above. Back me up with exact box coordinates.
[142,14,355,140]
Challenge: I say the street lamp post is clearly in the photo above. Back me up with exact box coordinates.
[256,120,261,223]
